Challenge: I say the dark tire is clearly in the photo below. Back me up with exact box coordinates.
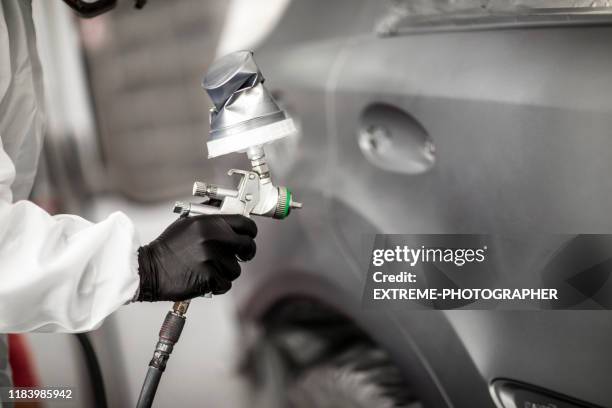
[242,300,423,408]
[286,345,422,408]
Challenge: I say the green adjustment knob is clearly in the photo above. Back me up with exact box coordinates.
[274,187,302,219]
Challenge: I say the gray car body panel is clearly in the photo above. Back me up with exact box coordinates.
[234,1,612,407]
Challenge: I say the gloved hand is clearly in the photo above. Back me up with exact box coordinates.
[136,214,257,302]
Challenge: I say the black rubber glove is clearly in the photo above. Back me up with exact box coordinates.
[136,214,257,302]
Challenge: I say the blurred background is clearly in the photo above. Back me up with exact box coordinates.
[10,1,612,407]
[26,1,290,407]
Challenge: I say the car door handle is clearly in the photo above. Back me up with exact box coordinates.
[357,103,435,175]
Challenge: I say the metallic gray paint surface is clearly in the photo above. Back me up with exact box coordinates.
[235,1,612,407]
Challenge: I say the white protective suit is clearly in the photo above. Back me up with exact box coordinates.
[0,0,141,390]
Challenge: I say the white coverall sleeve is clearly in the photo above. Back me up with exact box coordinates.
[0,140,141,333]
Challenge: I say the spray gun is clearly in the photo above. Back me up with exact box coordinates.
[174,50,301,219]
[136,51,301,408]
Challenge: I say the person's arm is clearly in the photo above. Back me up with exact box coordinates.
[0,136,140,332]
[0,0,257,333]
[0,136,258,333]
